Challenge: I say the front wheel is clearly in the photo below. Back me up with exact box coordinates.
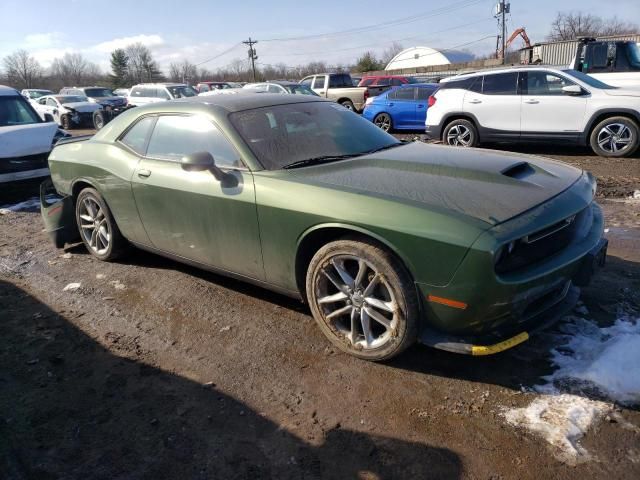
[589,116,639,158]
[93,110,106,130]
[373,113,392,132]
[443,119,478,147]
[75,188,128,261]
[60,114,72,130]
[305,237,419,361]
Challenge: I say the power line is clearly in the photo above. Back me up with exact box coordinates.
[194,42,243,67]
[260,0,487,43]
[260,18,495,58]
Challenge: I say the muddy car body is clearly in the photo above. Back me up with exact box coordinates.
[42,94,606,360]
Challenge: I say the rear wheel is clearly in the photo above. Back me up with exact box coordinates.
[61,114,71,130]
[339,99,355,111]
[443,119,478,147]
[75,188,128,261]
[373,113,392,132]
[305,237,419,361]
[589,116,639,158]
[93,110,106,130]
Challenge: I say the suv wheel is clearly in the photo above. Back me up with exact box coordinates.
[589,116,640,158]
[305,237,419,361]
[443,119,478,147]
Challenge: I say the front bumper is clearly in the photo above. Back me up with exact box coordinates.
[417,195,606,355]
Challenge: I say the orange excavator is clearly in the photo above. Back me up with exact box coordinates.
[499,27,531,59]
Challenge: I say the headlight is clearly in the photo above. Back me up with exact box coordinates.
[495,241,516,265]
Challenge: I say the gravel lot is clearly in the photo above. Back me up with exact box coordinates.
[1,132,639,479]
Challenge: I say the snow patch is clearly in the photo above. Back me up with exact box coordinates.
[504,313,640,464]
[0,194,58,213]
[63,282,81,292]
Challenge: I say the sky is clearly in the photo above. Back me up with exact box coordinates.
[1,0,638,73]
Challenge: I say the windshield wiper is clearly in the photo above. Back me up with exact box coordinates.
[282,154,359,169]
[359,142,404,155]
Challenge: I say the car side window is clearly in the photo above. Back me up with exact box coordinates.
[300,77,312,87]
[524,71,576,95]
[146,115,241,168]
[361,78,374,86]
[416,87,435,100]
[267,84,282,93]
[377,78,391,86]
[313,76,326,89]
[482,73,518,95]
[46,98,57,107]
[199,84,210,92]
[156,88,171,99]
[39,97,48,105]
[130,87,142,97]
[120,116,156,155]
[394,87,415,100]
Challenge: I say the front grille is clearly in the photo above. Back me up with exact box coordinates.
[496,207,592,274]
[0,153,49,175]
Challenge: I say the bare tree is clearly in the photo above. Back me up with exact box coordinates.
[125,43,163,83]
[2,50,43,89]
[380,42,404,65]
[168,60,198,83]
[50,53,94,86]
[548,12,638,41]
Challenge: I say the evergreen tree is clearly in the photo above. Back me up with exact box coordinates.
[109,49,129,88]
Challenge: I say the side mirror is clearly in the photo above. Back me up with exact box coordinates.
[181,151,233,184]
[562,85,583,96]
[44,113,54,123]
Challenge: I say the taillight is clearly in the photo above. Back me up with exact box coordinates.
[364,89,369,101]
[428,95,437,107]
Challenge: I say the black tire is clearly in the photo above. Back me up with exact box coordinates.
[60,114,72,130]
[93,110,106,130]
[373,113,392,132]
[339,100,356,111]
[442,119,479,147]
[305,236,419,361]
[589,116,640,158]
[75,188,128,261]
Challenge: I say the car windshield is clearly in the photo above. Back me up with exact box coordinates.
[57,96,88,104]
[168,86,197,98]
[229,101,400,170]
[0,96,42,127]
[562,69,615,89]
[27,90,52,99]
[628,42,640,67]
[284,85,318,96]
[84,88,114,97]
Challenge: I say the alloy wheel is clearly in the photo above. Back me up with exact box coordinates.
[314,255,398,350]
[374,114,391,132]
[78,197,111,255]
[446,124,472,146]
[596,123,633,154]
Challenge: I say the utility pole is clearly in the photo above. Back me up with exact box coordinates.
[495,1,510,63]
[243,37,258,81]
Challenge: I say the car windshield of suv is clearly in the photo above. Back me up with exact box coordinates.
[562,69,615,89]
[84,88,114,97]
[57,96,88,104]
[284,85,318,96]
[0,96,42,127]
[27,90,52,99]
[229,101,400,170]
[168,86,197,98]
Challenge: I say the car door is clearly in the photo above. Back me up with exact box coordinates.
[385,87,416,128]
[45,97,62,124]
[520,71,588,138]
[311,75,327,96]
[130,114,264,280]
[462,72,520,138]
[34,97,51,120]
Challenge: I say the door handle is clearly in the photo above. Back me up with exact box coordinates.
[137,169,151,178]
[417,104,425,108]
[468,99,482,104]
[387,102,394,107]
[524,99,539,104]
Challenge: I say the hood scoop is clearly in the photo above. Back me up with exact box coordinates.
[501,161,535,179]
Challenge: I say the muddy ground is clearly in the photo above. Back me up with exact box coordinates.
[1,139,640,479]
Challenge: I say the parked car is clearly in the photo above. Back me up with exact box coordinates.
[59,86,129,130]
[127,83,198,107]
[362,83,439,132]
[41,94,606,361]
[113,88,129,97]
[21,89,53,103]
[242,81,318,96]
[300,73,368,111]
[0,85,68,183]
[351,75,362,86]
[196,81,237,93]
[358,75,419,87]
[33,94,102,129]
[426,66,640,157]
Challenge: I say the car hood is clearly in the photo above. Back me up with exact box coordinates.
[93,96,126,104]
[63,102,102,112]
[287,142,583,225]
[0,122,58,158]
[603,87,640,97]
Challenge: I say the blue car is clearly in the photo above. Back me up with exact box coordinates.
[362,83,439,132]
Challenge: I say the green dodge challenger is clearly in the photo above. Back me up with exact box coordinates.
[41,94,607,360]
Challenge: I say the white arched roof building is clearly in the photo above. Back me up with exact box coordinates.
[385,46,474,70]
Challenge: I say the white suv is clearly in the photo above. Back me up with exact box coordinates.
[127,83,197,107]
[425,67,640,158]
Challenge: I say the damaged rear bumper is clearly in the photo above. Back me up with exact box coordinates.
[40,179,78,248]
